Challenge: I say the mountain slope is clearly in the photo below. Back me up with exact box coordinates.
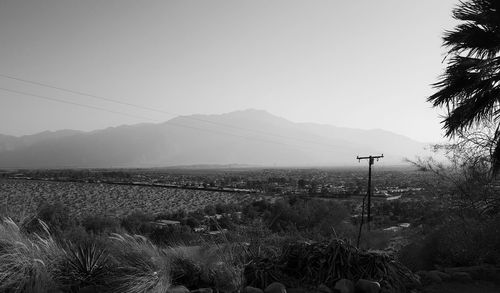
[0,130,83,152]
[0,109,429,168]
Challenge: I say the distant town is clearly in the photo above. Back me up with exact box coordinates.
[2,166,432,198]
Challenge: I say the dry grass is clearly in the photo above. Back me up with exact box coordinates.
[166,242,243,292]
[0,218,245,292]
[0,218,64,293]
[245,239,420,292]
[108,233,172,293]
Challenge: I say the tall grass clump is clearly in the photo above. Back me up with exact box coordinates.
[245,239,420,292]
[107,233,171,293]
[0,218,63,293]
[167,242,243,292]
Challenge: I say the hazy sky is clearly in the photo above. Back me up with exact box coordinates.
[0,0,458,142]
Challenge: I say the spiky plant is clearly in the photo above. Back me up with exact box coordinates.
[56,242,111,291]
[108,234,171,293]
[429,0,500,174]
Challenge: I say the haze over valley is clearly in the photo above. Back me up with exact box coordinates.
[0,109,428,168]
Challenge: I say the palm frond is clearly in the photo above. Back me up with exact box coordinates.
[444,24,500,58]
[430,0,500,174]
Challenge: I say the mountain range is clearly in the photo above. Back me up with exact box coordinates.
[0,109,431,169]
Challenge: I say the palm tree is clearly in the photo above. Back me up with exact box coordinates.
[428,0,500,173]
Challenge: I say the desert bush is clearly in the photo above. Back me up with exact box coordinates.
[245,239,420,292]
[0,218,64,293]
[215,202,240,214]
[156,210,187,222]
[24,202,76,235]
[120,212,154,234]
[167,243,243,291]
[397,235,437,272]
[350,228,392,251]
[185,217,201,229]
[82,215,120,235]
[149,225,199,246]
[107,233,171,293]
[203,205,217,216]
[398,216,500,271]
[262,198,349,238]
[61,225,100,245]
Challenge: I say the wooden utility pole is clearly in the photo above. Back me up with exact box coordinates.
[357,154,383,231]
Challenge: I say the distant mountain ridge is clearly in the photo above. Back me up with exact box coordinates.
[0,109,430,168]
[0,130,83,152]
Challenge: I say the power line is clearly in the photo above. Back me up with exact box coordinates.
[0,87,156,122]
[0,73,168,116]
[0,86,339,155]
[0,73,343,149]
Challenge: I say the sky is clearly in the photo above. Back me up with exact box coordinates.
[0,0,459,143]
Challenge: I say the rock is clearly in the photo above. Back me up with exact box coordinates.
[287,288,307,293]
[243,286,264,293]
[264,282,287,293]
[354,279,380,293]
[334,279,355,293]
[318,284,332,293]
[191,289,213,293]
[451,271,473,283]
[168,285,190,293]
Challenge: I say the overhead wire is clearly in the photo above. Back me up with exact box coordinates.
[0,85,339,155]
[0,73,343,149]
[0,87,155,122]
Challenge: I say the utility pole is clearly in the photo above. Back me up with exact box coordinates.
[357,154,383,231]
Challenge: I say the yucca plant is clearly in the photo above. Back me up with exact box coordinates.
[56,242,111,292]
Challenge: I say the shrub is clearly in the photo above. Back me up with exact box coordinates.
[107,234,171,293]
[120,212,154,234]
[245,239,419,292]
[167,243,243,291]
[397,236,437,271]
[0,218,64,293]
[149,225,199,246]
[62,225,98,245]
[263,198,349,237]
[185,217,200,229]
[82,215,120,235]
[24,202,75,235]
[398,216,500,270]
